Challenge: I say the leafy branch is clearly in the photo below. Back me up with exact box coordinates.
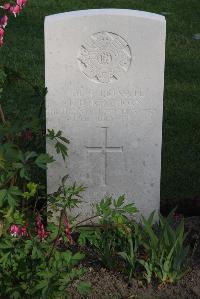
[47,129,69,160]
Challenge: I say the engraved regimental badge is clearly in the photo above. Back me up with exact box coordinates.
[78,31,132,84]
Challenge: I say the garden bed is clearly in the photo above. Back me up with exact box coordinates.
[70,216,200,299]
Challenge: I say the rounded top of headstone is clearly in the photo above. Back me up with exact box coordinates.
[45,9,165,24]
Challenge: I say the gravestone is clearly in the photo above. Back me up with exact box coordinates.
[45,9,166,220]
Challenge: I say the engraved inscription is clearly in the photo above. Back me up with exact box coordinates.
[78,32,132,84]
[48,85,146,122]
[86,127,123,185]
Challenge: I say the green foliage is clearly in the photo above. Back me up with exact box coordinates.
[47,129,69,160]
[140,211,189,284]
[0,235,90,299]
[0,98,90,298]
[0,26,92,293]
[77,198,189,286]
[35,153,54,170]
[23,182,38,200]
[0,142,53,188]
[118,222,142,282]
[0,186,22,208]
[109,211,190,285]
[0,68,6,99]
[48,176,86,213]
[78,196,189,284]
[97,195,138,225]
[78,195,138,268]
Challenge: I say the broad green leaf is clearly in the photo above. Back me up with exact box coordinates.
[25,151,37,161]
[0,252,10,267]
[34,279,48,291]
[9,186,22,196]
[62,251,72,264]
[59,136,70,144]
[123,204,137,214]
[12,162,23,169]
[142,215,158,249]
[118,251,129,262]
[19,167,30,180]
[35,153,54,169]
[114,195,125,207]
[0,189,7,207]
[72,252,85,264]
[55,142,68,160]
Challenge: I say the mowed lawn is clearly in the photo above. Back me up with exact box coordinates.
[0,0,200,210]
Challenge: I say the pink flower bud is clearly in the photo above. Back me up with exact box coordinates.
[0,15,9,28]
[10,5,21,17]
[10,224,28,237]
[10,224,21,237]
[16,0,27,6]
[16,0,23,6]
[20,227,28,236]
[1,3,11,10]
[0,28,4,38]
[64,216,74,245]
[35,215,45,241]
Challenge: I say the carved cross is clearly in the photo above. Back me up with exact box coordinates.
[86,127,123,185]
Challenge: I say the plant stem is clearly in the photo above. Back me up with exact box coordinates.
[0,104,6,125]
[75,214,99,226]
[76,223,130,235]
[47,209,63,261]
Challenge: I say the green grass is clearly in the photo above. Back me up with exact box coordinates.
[0,0,200,209]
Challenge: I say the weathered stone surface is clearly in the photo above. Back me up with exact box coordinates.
[45,9,166,220]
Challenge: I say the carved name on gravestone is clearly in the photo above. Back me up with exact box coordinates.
[45,9,166,219]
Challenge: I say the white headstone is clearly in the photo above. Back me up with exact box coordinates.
[45,9,166,219]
